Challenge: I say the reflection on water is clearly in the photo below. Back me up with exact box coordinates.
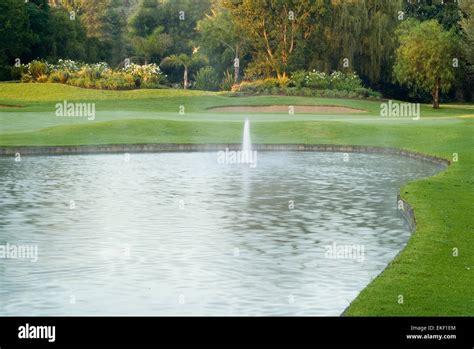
[0,152,441,315]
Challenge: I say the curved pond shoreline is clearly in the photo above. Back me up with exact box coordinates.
[0,143,451,167]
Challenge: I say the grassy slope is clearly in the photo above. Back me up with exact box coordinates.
[1,82,473,116]
[0,83,473,315]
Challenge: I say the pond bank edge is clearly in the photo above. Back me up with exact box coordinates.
[0,143,452,167]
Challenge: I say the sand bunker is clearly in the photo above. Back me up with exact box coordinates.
[208,105,366,113]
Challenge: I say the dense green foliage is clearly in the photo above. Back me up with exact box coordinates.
[393,20,459,108]
[230,71,381,99]
[194,66,220,91]
[461,1,474,101]
[0,0,472,104]
[404,0,467,33]
[161,53,208,89]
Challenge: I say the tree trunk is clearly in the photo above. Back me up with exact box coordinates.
[183,67,188,90]
[433,78,440,109]
[234,62,239,84]
[234,56,239,84]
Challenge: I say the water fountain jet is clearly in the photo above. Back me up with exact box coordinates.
[241,118,255,165]
[242,118,252,155]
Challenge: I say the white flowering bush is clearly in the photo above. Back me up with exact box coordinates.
[53,59,81,72]
[122,63,166,85]
[302,70,363,91]
[19,60,54,82]
[76,62,111,80]
[304,70,329,89]
[86,62,110,72]
[19,59,167,90]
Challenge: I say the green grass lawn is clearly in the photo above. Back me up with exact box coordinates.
[1,82,473,316]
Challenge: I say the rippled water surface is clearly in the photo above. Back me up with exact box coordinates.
[0,152,442,315]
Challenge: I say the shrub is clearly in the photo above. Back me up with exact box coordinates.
[18,60,56,82]
[55,59,81,72]
[49,70,70,83]
[28,60,50,80]
[236,84,380,99]
[194,66,220,91]
[93,72,136,90]
[303,70,364,91]
[236,81,257,93]
[220,70,235,91]
[35,74,48,83]
[270,86,281,95]
[330,71,363,91]
[58,71,70,84]
[235,77,291,94]
[304,71,330,89]
[83,78,95,89]
[290,70,306,88]
[19,59,167,90]
[94,79,104,90]
[21,73,33,83]
[232,70,381,99]
[261,78,279,89]
[286,87,299,96]
[77,67,94,80]
[48,72,61,83]
[231,83,241,92]
[354,87,382,99]
[67,77,84,88]
[91,79,106,89]
[277,76,290,88]
[122,63,165,87]
[10,65,25,80]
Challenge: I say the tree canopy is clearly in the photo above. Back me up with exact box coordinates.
[0,0,471,104]
[393,19,459,108]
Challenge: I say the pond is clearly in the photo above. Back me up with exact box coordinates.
[0,152,442,315]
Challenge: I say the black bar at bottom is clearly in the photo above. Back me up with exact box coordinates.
[0,317,472,348]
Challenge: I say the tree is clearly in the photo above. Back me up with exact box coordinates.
[460,0,474,101]
[48,0,112,39]
[45,7,88,61]
[129,0,212,55]
[197,7,246,82]
[161,53,207,89]
[393,20,459,108]
[296,0,402,88]
[25,0,51,61]
[358,0,403,84]
[129,0,211,83]
[131,27,173,64]
[222,0,322,79]
[102,0,128,66]
[404,0,466,34]
[74,0,110,39]
[49,0,139,65]
[0,0,34,72]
